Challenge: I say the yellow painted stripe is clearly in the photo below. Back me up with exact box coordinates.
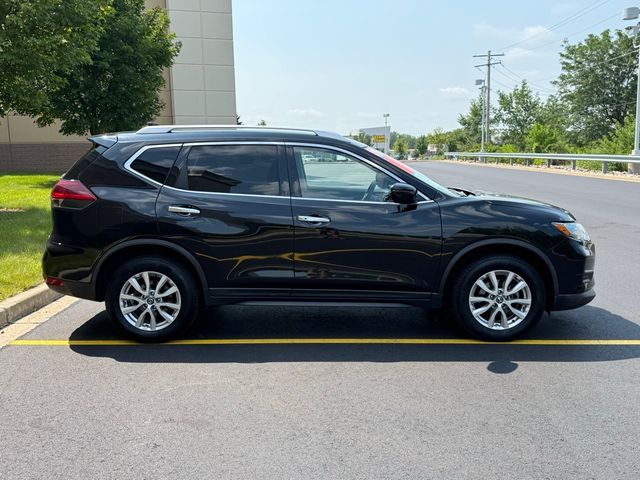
[8,338,640,346]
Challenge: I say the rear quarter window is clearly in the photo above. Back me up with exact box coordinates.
[130,146,181,184]
[63,146,105,179]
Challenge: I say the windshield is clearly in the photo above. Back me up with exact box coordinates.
[364,147,455,197]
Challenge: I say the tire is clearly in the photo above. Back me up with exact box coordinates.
[105,256,200,342]
[449,255,546,341]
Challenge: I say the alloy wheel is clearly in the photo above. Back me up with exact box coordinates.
[119,271,182,332]
[468,269,532,330]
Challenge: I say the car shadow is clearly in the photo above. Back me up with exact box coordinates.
[68,304,640,364]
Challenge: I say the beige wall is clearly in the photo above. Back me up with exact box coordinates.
[0,117,85,144]
[166,0,237,125]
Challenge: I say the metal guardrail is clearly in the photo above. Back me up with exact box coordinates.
[444,151,640,173]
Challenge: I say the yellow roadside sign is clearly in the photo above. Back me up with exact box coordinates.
[371,135,386,143]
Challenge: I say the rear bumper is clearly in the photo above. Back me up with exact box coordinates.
[42,239,99,301]
[45,278,98,301]
[551,288,596,311]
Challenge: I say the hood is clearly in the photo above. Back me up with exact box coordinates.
[478,190,575,221]
[449,187,576,222]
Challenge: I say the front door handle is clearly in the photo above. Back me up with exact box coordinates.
[297,215,330,224]
[168,205,201,216]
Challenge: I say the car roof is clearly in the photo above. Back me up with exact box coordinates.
[99,125,365,149]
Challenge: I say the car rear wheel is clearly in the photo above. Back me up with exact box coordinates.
[450,255,546,340]
[105,256,200,342]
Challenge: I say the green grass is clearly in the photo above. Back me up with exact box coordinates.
[0,174,59,301]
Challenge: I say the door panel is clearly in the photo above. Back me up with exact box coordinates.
[288,145,442,293]
[291,198,442,292]
[156,144,294,291]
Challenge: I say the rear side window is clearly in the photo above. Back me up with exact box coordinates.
[186,145,280,195]
[63,146,105,179]
[130,146,181,184]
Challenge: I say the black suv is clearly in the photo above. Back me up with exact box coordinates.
[43,125,595,341]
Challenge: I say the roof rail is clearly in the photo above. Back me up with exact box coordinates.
[136,124,319,135]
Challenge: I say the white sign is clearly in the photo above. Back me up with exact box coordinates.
[360,126,391,153]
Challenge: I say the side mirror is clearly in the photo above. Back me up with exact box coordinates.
[389,182,417,204]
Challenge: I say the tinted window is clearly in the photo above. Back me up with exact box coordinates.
[131,146,181,184]
[293,147,395,202]
[186,145,280,195]
[63,146,104,179]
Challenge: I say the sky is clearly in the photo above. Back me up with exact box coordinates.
[232,0,634,136]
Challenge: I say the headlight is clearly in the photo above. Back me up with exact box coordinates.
[552,222,590,243]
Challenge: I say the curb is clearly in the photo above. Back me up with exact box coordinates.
[0,284,62,328]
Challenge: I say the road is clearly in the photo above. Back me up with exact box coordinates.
[1,162,639,479]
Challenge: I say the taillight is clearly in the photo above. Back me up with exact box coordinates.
[45,276,64,287]
[51,179,96,208]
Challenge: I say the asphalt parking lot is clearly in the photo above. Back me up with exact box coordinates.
[1,161,639,479]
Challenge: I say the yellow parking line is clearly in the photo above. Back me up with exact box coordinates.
[8,338,640,346]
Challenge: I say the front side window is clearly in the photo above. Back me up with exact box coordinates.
[186,145,280,195]
[293,147,395,202]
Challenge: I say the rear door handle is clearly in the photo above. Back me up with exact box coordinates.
[297,215,330,224]
[168,205,201,216]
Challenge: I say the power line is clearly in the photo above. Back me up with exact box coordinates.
[539,0,609,31]
[499,64,556,93]
[499,0,611,50]
[491,66,554,96]
[537,99,637,123]
[469,73,635,124]
[492,8,626,99]
[525,12,619,52]
[490,75,519,91]
[535,48,639,82]
[491,71,554,99]
[477,66,549,97]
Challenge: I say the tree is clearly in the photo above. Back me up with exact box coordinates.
[349,132,371,145]
[596,116,635,154]
[595,116,637,172]
[537,95,568,133]
[390,131,398,148]
[442,128,469,152]
[390,132,417,149]
[525,123,560,153]
[257,119,267,126]
[427,127,448,153]
[494,81,542,149]
[457,94,484,146]
[0,0,113,117]
[36,0,180,135]
[393,139,408,159]
[415,135,429,156]
[554,29,637,145]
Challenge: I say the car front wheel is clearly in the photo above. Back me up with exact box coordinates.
[105,256,200,342]
[450,255,546,340]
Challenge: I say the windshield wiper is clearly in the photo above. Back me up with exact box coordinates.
[447,187,475,197]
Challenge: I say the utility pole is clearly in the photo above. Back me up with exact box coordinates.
[480,84,487,151]
[473,50,504,146]
[622,6,640,173]
[383,113,390,154]
[475,79,486,151]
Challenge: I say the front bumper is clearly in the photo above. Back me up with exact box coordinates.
[549,236,596,310]
[552,288,596,310]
